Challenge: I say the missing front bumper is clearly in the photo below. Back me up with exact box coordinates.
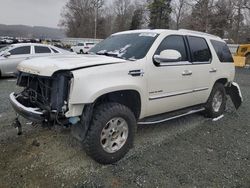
[9,92,45,122]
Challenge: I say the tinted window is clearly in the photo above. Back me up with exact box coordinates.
[86,43,95,46]
[188,36,211,63]
[211,40,234,63]
[35,46,51,54]
[9,46,30,55]
[78,43,84,46]
[51,48,59,53]
[155,35,187,61]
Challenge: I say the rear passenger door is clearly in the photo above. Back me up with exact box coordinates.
[186,36,215,104]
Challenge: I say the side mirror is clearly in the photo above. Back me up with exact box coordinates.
[154,49,182,64]
[3,52,11,58]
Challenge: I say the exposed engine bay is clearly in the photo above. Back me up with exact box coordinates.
[13,71,72,123]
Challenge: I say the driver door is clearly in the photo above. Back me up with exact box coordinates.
[1,46,31,75]
[146,35,196,116]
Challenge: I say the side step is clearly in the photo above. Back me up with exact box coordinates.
[138,106,205,125]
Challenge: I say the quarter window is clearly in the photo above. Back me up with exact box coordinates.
[51,48,59,53]
[211,40,234,63]
[155,35,188,61]
[188,36,211,63]
[35,46,51,54]
[9,46,31,55]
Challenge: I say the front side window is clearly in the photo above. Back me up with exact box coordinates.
[9,46,31,55]
[35,46,51,54]
[211,40,234,63]
[188,36,211,63]
[89,33,159,60]
[155,35,188,61]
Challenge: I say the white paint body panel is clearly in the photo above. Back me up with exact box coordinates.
[16,29,235,119]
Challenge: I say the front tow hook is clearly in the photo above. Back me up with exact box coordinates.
[12,117,22,135]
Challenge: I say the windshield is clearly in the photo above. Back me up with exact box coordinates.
[89,33,159,60]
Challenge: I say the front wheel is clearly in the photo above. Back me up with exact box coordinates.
[83,103,136,164]
[205,83,227,118]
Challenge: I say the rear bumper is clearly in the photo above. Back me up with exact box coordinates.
[9,92,45,122]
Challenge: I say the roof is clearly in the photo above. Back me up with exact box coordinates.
[11,43,52,47]
[113,29,222,41]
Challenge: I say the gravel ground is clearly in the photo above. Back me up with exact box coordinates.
[0,69,249,188]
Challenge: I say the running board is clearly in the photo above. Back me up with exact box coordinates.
[138,107,205,125]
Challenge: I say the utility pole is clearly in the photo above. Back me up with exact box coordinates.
[94,6,97,39]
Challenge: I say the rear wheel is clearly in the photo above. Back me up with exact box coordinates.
[205,83,226,118]
[80,49,83,54]
[83,103,136,164]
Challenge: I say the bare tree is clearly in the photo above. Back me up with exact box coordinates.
[113,0,134,32]
[172,0,188,29]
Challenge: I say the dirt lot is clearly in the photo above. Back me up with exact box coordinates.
[0,68,249,188]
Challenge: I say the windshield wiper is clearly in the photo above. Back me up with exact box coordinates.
[96,51,119,57]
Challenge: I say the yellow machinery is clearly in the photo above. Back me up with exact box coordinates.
[232,44,250,67]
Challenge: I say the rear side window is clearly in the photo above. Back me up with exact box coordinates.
[188,36,211,63]
[9,46,31,55]
[155,35,188,61]
[51,48,59,53]
[35,46,51,54]
[211,40,234,63]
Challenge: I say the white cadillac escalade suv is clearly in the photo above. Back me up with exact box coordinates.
[10,29,242,164]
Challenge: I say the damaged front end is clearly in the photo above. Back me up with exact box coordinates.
[226,82,243,109]
[9,71,73,125]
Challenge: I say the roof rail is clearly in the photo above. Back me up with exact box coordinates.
[178,29,220,39]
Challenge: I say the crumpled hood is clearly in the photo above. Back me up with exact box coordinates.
[18,54,126,76]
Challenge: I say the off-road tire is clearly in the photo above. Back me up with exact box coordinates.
[204,83,227,118]
[83,103,137,164]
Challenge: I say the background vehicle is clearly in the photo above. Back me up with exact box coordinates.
[0,43,75,77]
[10,29,242,164]
[228,44,250,67]
[70,42,96,54]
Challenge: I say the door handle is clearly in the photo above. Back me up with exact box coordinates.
[128,69,144,77]
[209,68,217,73]
[182,70,192,76]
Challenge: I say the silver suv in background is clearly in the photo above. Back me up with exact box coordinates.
[0,43,74,77]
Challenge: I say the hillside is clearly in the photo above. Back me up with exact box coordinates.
[0,24,65,39]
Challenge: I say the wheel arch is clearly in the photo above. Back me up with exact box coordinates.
[214,78,229,86]
[94,90,142,120]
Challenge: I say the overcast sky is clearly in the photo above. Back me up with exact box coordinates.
[0,0,68,28]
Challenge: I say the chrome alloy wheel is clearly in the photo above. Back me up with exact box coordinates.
[100,117,129,153]
[212,91,223,112]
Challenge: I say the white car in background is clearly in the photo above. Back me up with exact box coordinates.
[0,43,74,77]
[70,42,96,54]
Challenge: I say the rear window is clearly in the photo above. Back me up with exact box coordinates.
[211,40,234,63]
[188,36,211,63]
[86,43,95,46]
[35,46,51,54]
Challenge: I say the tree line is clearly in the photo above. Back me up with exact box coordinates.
[60,0,250,43]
